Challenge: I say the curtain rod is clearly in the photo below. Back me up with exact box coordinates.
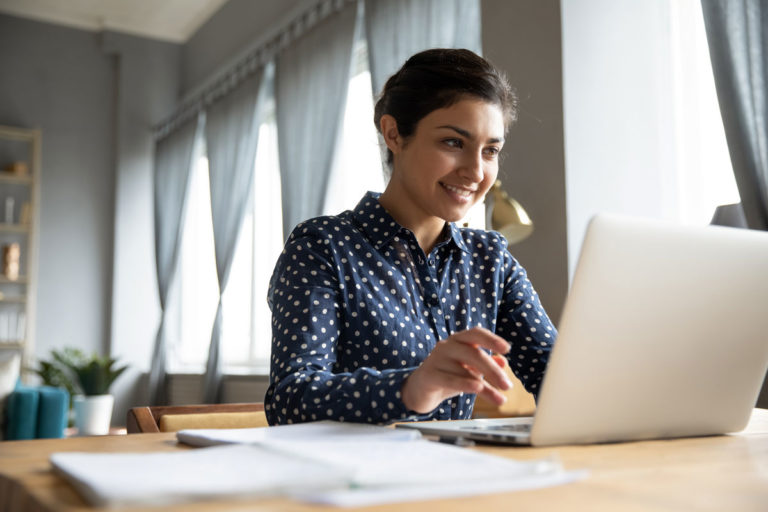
[153,0,355,140]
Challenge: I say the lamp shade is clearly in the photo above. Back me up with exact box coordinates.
[485,180,533,244]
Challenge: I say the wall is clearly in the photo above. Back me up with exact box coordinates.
[102,32,181,424]
[0,15,117,361]
[180,0,306,98]
[0,14,181,424]
[481,0,569,322]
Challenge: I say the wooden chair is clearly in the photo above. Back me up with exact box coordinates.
[126,402,267,433]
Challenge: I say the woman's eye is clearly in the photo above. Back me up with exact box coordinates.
[443,138,463,148]
[483,146,501,157]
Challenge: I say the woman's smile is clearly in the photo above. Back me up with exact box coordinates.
[378,97,505,252]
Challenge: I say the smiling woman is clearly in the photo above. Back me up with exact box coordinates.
[264,49,556,425]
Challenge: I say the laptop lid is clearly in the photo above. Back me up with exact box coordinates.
[529,214,768,445]
[397,214,768,446]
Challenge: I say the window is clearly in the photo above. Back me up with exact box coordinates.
[670,0,740,225]
[221,102,283,373]
[172,42,388,374]
[324,38,385,215]
[172,40,489,375]
[169,149,219,373]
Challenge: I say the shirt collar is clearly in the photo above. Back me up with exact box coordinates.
[351,192,471,254]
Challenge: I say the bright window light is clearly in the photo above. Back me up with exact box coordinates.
[221,106,283,373]
[324,39,385,215]
[170,153,219,373]
[671,0,740,224]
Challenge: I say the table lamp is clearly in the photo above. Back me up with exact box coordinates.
[485,180,533,244]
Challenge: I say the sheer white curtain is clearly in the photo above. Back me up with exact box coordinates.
[202,71,265,403]
[275,1,357,239]
[149,115,201,405]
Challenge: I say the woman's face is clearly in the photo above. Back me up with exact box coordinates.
[385,98,505,225]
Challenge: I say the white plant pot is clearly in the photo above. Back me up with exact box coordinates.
[73,394,114,435]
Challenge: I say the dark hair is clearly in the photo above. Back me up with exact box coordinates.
[374,48,517,166]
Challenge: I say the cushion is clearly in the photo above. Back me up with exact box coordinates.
[0,353,21,440]
[159,411,268,432]
[5,383,39,440]
[36,386,69,438]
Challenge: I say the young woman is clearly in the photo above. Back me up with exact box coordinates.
[265,49,556,425]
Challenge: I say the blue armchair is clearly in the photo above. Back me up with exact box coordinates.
[4,381,69,440]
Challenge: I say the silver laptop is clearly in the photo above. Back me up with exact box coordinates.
[397,213,768,446]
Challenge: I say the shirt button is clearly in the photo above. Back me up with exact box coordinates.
[428,259,435,266]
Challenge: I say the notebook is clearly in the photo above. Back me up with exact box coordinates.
[397,213,768,446]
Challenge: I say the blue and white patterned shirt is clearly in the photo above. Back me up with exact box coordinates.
[265,192,556,425]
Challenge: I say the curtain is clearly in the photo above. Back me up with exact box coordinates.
[364,0,481,98]
[148,115,201,405]
[364,0,481,176]
[275,1,357,239]
[701,0,768,231]
[202,70,265,404]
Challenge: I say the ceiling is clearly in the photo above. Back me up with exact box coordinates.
[0,0,230,42]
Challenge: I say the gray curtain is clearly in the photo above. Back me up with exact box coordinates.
[202,70,265,404]
[364,0,482,176]
[276,1,357,239]
[701,0,768,231]
[148,115,201,405]
[364,0,482,98]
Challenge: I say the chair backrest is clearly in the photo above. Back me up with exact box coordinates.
[126,402,267,433]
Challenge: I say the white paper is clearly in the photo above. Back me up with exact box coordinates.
[50,444,353,507]
[176,420,421,447]
[299,470,589,507]
[52,421,586,507]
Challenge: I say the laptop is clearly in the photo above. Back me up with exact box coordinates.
[397,213,768,446]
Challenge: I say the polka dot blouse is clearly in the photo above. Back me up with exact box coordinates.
[265,192,556,425]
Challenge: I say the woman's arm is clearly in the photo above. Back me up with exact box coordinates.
[264,222,430,425]
[495,250,557,399]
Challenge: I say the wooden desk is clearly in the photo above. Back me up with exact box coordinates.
[2,409,767,511]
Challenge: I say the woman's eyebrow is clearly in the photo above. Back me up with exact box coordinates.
[436,125,504,144]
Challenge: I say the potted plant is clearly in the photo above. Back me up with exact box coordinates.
[34,348,127,435]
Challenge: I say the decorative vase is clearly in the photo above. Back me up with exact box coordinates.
[73,394,114,435]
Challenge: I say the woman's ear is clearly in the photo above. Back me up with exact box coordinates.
[379,115,401,155]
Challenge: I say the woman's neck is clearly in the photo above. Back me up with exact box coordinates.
[378,188,446,255]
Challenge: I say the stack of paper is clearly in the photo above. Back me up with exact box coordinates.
[51,421,585,507]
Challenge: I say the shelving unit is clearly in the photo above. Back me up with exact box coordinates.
[0,125,40,376]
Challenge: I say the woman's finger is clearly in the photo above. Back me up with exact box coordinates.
[450,327,511,355]
[442,341,512,391]
[477,380,508,406]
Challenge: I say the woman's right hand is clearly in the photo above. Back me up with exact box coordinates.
[400,327,513,414]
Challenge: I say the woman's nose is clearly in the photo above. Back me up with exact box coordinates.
[460,150,484,182]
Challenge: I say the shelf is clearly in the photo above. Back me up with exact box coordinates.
[0,296,26,303]
[0,275,28,284]
[0,125,39,368]
[0,173,32,185]
[0,223,30,233]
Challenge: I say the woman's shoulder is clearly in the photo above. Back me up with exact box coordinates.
[286,211,358,244]
[454,225,510,253]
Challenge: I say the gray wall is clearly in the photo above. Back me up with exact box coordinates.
[0,15,117,360]
[102,32,181,424]
[482,0,569,322]
[181,0,306,98]
[0,14,181,424]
